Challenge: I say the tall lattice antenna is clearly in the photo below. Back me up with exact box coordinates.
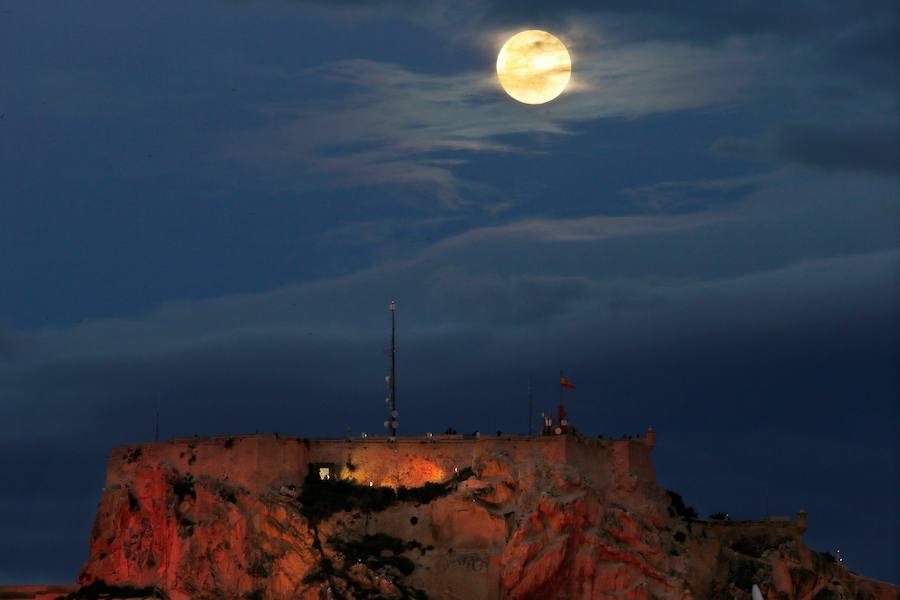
[384,300,398,436]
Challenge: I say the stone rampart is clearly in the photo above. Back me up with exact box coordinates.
[106,435,309,491]
[105,432,656,493]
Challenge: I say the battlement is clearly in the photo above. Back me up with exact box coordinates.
[106,431,656,493]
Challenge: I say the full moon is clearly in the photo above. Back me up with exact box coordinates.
[496,30,571,105]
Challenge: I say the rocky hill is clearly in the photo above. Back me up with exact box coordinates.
[23,434,899,599]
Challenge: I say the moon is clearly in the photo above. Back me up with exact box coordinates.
[496,30,572,105]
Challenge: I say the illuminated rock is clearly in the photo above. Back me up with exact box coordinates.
[57,434,898,600]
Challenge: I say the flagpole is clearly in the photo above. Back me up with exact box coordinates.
[559,369,564,429]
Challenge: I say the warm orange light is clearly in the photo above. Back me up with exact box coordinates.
[340,459,448,489]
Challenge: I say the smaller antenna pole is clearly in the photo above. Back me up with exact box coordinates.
[387,300,398,437]
[154,394,160,442]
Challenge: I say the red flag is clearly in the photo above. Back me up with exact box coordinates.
[560,376,576,389]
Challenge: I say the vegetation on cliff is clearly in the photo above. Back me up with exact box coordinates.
[302,533,429,600]
[62,580,165,599]
[299,467,474,522]
[667,489,699,520]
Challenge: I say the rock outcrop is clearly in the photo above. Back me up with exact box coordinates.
[64,435,897,599]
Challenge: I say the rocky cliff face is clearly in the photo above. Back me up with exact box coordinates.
[72,443,896,600]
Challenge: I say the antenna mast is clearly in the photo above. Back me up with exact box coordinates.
[385,300,398,436]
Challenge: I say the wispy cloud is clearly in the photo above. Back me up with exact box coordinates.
[236,32,760,204]
[229,0,899,201]
[0,324,20,360]
[6,208,724,367]
[778,125,900,176]
[622,170,787,212]
[427,211,732,246]
[6,170,895,372]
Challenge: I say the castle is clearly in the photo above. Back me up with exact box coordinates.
[106,429,658,498]
[28,422,894,600]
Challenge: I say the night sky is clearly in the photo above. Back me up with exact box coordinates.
[1,0,898,586]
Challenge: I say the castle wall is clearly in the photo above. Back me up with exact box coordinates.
[563,436,615,487]
[305,436,570,489]
[106,435,309,491]
[627,439,656,483]
[105,433,655,492]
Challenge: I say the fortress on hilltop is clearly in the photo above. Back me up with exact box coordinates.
[102,300,654,501]
[106,430,658,498]
[6,425,894,600]
[4,302,895,599]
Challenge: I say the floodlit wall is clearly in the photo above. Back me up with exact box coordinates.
[106,435,309,491]
[106,433,656,492]
[305,436,571,488]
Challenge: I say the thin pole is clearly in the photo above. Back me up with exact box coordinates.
[389,300,397,437]
[559,369,564,422]
[154,394,160,442]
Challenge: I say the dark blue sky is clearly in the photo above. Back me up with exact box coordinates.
[1,0,898,586]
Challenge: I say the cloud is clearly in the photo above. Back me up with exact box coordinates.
[252,0,898,199]
[0,324,21,360]
[3,1,898,584]
[0,210,726,373]
[4,241,898,581]
[711,123,900,177]
[236,34,759,203]
[2,228,896,448]
[3,170,896,400]
[297,0,898,89]
[480,0,894,40]
[710,136,771,162]
[621,171,786,212]
[294,0,898,49]
[1,171,897,583]
[778,125,900,176]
